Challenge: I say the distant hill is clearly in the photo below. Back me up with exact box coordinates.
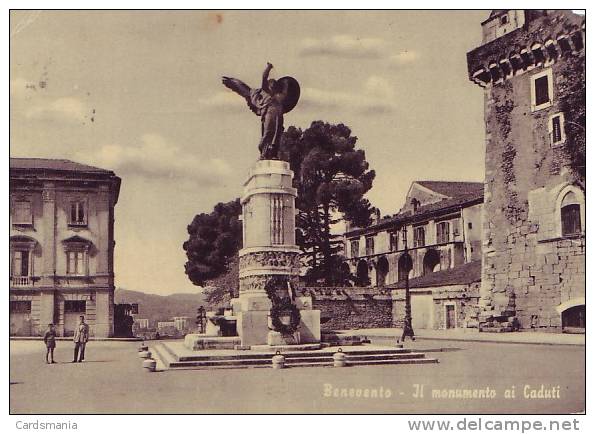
[114,288,207,327]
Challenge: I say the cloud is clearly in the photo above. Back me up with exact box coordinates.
[363,76,395,98]
[25,97,88,123]
[77,133,232,184]
[198,90,246,111]
[389,50,420,67]
[299,34,386,59]
[300,75,396,115]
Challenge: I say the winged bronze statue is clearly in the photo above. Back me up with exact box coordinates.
[222,63,300,160]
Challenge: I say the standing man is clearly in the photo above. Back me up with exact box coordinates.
[72,315,89,363]
[43,323,57,364]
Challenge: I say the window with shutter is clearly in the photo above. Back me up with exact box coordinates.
[350,240,360,258]
[365,236,375,256]
[69,200,87,226]
[549,113,565,146]
[389,232,398,251]
[67,251,87,275]
[437,222,450,244]
[561,204,581,236]
[534,76,549,106]
[414,226,425,247]
[531,69,553,111]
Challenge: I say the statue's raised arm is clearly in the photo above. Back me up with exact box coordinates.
[221,63,300,160]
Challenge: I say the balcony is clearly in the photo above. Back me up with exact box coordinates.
[11,276,31,286]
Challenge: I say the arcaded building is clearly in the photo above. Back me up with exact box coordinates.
[344,180,483,287]
[10,158,121,337]
[342,181,484,330]
[467,10,585,331]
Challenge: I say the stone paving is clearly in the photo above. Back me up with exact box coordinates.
[341,328,585,346]
[10,338,584,414]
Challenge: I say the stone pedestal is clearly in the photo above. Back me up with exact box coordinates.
[235,160,320,347]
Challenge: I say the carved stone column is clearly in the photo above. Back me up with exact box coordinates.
[234,160,320,346]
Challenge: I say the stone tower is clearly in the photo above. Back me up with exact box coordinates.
[466,10,585,331]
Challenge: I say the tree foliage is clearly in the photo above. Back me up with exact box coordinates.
[183,199,242,291]
[558,53,585,185]
[282,121,376,286]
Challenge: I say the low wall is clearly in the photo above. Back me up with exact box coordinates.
[299,287,393,331]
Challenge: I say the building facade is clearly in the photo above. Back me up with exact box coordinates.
[338,181,484,330]
[467,10,585,331]
[10,158,120,337]
[344,181,483,288]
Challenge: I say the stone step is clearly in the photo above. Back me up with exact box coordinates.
[172,347,413,363]
[286,358,439,368]
[479,326,513,333]
[151,343,177,368]
[162,356,438,370]
[158,349,435,370]
[169,351,426,366]
[150,341,439,370]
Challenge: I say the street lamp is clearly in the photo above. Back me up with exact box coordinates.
[196,306,206,334]
[400,226,415,342]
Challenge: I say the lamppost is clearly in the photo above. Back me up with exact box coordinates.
[400,226,415,342]
[196,306,206,334]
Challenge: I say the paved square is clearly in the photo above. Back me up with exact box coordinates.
[10,339,584,414]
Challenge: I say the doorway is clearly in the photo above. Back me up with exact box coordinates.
[445,303,456,329]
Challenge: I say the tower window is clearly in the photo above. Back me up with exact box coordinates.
[531,69,553,111]
[500,14,509,25]
[555,187,584,239]
[549,113,566,146]
[561,204,581,236]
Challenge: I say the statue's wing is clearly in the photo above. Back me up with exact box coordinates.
[277,76,301,113]
[222,77,252,100]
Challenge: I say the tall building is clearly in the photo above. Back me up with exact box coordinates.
[467,10,585,331]
[9,158,121,337]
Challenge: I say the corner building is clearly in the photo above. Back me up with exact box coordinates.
[10,158,121,337]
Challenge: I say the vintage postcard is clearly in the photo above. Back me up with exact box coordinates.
[8,8,585,421]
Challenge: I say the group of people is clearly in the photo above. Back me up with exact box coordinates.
[43,315,90,364]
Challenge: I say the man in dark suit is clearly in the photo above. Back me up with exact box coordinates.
[72,315,89,363]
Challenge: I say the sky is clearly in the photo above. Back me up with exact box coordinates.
[10,10,488,295]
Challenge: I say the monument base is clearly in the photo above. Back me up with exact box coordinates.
[267,331,300,346]
[234,295,321,347]
[297,309,321,343]
[184,334,241,351]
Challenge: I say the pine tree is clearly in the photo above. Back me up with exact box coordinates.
[282,121,376,286]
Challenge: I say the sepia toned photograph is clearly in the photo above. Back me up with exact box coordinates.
[8,8,585,416]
